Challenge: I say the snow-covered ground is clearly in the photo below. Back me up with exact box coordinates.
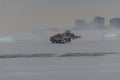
[1,55,120,80]
[0,29,120,80]
[0,29,120,54]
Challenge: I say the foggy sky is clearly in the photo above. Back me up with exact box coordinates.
[0,0,120,31]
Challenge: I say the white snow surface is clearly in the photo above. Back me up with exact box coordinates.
[0,29,120,54]
[0,29,120,80]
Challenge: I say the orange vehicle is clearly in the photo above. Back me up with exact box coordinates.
[50,30,81,44]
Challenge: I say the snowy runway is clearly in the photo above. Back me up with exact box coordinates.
[0,29,120,80]
[0,55,120,80]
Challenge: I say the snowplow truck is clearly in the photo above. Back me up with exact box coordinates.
[50,30,81,44]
